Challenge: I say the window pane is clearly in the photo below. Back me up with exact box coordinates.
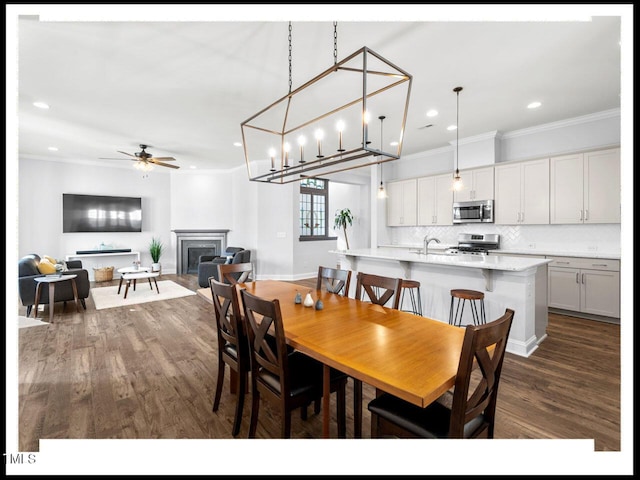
[313,194,325,236]
[300,193,311,236]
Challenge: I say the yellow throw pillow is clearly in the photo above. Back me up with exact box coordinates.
[37,258,57,274]
[43,255,58,264]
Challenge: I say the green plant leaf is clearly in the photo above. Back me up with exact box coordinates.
[149,237,164,263]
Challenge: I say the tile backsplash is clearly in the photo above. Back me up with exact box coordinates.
[387,223,621,255]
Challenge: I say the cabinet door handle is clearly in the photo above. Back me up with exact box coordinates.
[582,273,585,284]
[557,261,570,264]
[585,209,589,221]
[579,210,583,221]
[592,263,608,267]
[576,272,579,283]
[433,215,436,224]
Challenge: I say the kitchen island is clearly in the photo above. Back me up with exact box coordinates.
[332,247,552,357]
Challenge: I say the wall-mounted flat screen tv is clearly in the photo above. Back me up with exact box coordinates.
[63,193,142,233]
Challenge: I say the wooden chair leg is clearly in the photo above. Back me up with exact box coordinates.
[282,409,292,439]
[337,382,346,438]
[248,389,260,439]
[354,378,363,438]
[212,358,225,412]
[232,369,246,437]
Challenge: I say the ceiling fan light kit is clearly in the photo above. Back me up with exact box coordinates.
[103,144,180,170]
[241,22,412,184]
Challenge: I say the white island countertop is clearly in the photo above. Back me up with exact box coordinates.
[378,244,620,260]
[331,248,551,272]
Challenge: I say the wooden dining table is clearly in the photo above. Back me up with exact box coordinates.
[198,279,465,438]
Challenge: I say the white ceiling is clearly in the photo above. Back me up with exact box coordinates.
[12,6,625,174]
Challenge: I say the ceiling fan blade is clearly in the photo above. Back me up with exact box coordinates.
[99,157,134,160]
[117,150,136,157]
[149,159,180,169]
[150,156,176,161]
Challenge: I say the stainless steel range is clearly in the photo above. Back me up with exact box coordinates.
[446,233,500,255]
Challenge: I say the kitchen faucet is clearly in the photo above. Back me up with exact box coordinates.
[423,236,441,255]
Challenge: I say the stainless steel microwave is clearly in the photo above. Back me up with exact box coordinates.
[453,200,494,224]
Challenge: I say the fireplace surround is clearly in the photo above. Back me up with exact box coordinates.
[173,229,228,275]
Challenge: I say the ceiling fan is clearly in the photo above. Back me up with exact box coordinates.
[100,144,180,170]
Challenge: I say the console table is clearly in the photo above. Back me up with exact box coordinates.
[65,251,141,281]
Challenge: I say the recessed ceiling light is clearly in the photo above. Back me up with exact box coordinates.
[447,125,457,131]
[47,146,58,151]
[426,109,438,117]
[33,101,50,109]
[527,101,542,109]
[190,165,197,169]
[233,142,242,147]
[389,141,399,146]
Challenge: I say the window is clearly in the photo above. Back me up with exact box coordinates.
[299,178,334,241]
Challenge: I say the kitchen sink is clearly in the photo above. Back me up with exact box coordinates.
[409,249,458,256]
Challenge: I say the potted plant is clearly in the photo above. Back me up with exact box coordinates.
[149,236,164,272]
[334,208,354,251]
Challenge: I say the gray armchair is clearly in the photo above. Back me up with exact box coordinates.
[197,247,251,288]
[18,254,91,317]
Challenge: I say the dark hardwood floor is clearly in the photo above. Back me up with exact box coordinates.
[17,274,620,452]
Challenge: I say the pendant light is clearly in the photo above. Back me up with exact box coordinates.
[452,86,464,191]
[377,115,388,199]
[241,22,412,184]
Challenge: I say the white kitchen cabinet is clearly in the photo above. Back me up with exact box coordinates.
[495,158,549,224]
[417,174,453,225]
[453,166,494,202]
[547,256,620,318]
[550,148,620,224]
[386,179,417,226]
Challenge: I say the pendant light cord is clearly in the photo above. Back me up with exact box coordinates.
[288,22,293,94]
[454,86,463,177]
[333,22,338,65]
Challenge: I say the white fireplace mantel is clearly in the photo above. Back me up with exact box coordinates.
[172,229,229,275]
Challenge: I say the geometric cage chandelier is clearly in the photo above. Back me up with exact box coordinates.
[241,23,412,184]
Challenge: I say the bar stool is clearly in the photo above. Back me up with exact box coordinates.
[449,289,486,327]
[400,279,423,316]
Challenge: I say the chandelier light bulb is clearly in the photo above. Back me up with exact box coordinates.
[315,129,324,158]
[283,142,291,168]
[336,120,345,152]
[269,147,276,171]
[298,135,306,163]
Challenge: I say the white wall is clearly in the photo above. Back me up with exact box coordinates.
[18,159,173,270]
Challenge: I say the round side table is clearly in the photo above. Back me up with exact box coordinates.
[33,274,79,323]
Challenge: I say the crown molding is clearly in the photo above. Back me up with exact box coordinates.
[501,108,621,139]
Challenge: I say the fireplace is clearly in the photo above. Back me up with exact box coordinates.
[173,229,229,275]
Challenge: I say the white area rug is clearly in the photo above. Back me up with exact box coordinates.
[18,316,49,328]
[91,280,196,310]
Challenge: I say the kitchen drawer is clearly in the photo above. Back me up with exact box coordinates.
[547,256,619,271]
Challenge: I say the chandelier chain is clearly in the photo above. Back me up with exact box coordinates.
[288,22,293,94]
[333,21,338,65]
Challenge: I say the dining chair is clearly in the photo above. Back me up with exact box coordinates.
[368,308,515,439]
[217,262,253,285]
[316,265,352,296]
[240,288,348,438]
[354,271,403,310]
[209,278,250,437]
[351,271,403,437]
